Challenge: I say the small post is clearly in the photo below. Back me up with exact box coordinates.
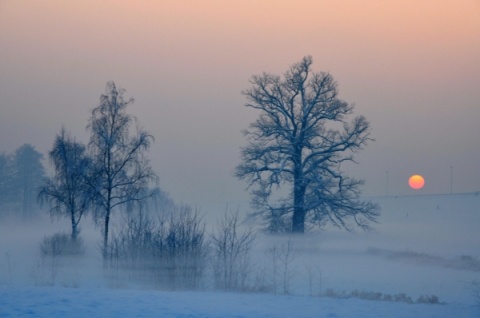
[386,170,389,197]
[450,165,453,195]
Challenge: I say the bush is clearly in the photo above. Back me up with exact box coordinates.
[40,232,84,257]
[416,294,440,304]
[34,232,84,286]
[106,206,209,290]
[323,289,442,305]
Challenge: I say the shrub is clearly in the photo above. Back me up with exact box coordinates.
[106,206,209,290]
[416,294,440,304]
[322,289,442,305]
[40,232,84,257]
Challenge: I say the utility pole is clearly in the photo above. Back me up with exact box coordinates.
[386,170,389,197]
[450,165,453,195]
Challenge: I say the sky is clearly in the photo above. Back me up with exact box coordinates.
[1,0,479,213]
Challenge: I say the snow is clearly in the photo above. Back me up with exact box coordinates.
[1,286,478,318]
[1,193,480,317]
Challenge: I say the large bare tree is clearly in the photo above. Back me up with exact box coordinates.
[38,128,91,240]
[236,56,379,233]
[87,81,157,258]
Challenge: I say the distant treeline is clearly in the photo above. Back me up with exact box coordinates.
[0,144,45,216]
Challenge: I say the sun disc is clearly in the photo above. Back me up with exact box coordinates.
[408,174,425,190]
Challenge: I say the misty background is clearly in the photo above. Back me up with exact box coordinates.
[1,0,479,215]
[1,2,480,312]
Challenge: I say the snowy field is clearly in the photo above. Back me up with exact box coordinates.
[1,193,479,317]
[1,287,478,318]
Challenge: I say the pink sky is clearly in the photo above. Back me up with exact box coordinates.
[1,0,479,208]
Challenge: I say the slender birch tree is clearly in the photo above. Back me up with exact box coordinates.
[87,81,157,258]
[38,128,91,240]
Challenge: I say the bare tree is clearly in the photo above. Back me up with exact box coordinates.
[265,242,279,294]
[278,240,296,294]
[38,128,91,240]
[304,260,322,297]
[87,81,157,259]
[236,56,379,233]
[212,210,256,291]
[265,240,297,295]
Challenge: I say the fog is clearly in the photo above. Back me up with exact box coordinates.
[1,194,479,305]
[1,1,480,312]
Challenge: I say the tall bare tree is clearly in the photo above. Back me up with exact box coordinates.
[87,81,157,259]
[38,128,90,240]
[236,56,379,233]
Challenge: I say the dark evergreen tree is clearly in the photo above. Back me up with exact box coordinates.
[12,144,45,216]
[0,153,15,211]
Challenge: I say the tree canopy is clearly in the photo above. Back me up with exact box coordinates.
[38,128,91,240]
[87,81,157,258]
[236,56,379,233]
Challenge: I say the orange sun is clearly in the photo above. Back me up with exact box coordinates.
[408,174,425,190]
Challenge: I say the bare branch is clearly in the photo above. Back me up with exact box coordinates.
[87,82,158,258]
[236,57,379,233]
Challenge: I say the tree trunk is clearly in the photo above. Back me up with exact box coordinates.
[103,183,112,260]
[71,201,78,241]
[292,150,306,233]
[103,210,110,259]
[292,190,306,233]
[292,171,306,233]
[71,213,78,241]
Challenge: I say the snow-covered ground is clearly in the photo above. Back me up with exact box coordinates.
[1,193,479,317]
[1,286,478,318]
